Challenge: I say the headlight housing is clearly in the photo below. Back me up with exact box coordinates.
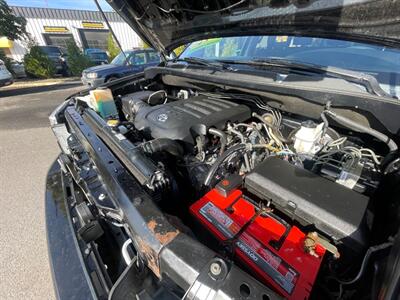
[86,72,98,79]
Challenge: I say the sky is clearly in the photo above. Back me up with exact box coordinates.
[6,0,113,11]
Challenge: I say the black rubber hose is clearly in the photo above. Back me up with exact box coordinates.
[203,143,247,187]
[126,96,149,116]
[324,110,398,152]
[321,109,329,135]
[208,128,227,155]
[264,127,294,144]
[83,109,162,187]
[338,242,393,285]
[284,127,300,144]
[142,138,184,157]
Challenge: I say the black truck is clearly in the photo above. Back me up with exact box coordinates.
[46,1,400,299]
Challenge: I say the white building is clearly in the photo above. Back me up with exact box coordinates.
[2,6,141,61]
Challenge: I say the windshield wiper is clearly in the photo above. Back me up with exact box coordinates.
[172,57,234,71]
[218,58,390,97]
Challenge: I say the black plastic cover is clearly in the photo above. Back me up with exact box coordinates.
[121,90,153,118]
[215,174,243,198]
[244,157,370,253]
[134,95,251,143]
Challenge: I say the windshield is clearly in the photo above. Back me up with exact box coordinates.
[86,48,102,54]
[180,36,400,97]
[40,47,62,56]
[111,51,132,66]
[89,52,108,60]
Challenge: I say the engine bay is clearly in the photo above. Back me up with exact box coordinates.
[64,79,400,299]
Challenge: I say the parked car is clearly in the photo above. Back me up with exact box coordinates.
[84,48,109,65]
[10,59,26,78]
[0,59,13,87]
[48,1,400,300]
[84,48,103,55]
[38,46,69,76]
[81,48,160,87]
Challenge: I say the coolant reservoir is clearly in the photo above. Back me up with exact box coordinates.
[294,121,324,155]
[89,88,118,118]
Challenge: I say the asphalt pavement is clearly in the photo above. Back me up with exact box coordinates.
[0,83,83,299]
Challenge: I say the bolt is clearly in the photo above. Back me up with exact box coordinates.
[133,197,142,205]
[210,262,222,276]
[98,193,106,201]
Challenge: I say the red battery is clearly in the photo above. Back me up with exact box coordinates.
[190,188,326,299]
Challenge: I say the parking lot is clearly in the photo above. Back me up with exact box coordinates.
[0,83,83,299]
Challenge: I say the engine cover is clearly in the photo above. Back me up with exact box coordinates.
[134,95,251,142]
[190,187,326,299]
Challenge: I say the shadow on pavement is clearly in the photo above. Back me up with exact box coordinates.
[0,82,82,98]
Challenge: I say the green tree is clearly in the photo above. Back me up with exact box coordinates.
[0,0,27,40]
[221,38,238,57]
[107,33,119,61]
[139,39,150,49]
[173,45,186,56]
[24,45,55,78]
[66,39,94,76]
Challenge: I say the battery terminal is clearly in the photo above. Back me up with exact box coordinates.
[304,232,340,259]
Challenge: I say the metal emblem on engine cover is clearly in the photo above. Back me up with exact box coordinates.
[157,113,168,122]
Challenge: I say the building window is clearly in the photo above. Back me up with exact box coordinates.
[78,29,109,51]
[43,33,74,48]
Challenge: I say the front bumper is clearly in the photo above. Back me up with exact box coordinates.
[0,77,13,87]
[81,76,105,88]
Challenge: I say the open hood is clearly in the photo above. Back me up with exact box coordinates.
[107,0,400,55]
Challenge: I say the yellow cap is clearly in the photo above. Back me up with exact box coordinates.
[107,119,119,127]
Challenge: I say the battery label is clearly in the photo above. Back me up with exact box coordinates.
[236,232,299,295]
[199,202,240,238]
[199,201,299,295]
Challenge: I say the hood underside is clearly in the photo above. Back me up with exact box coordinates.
[107,0,400,54]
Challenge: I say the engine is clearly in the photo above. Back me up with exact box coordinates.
[85,87,392,299]
[122,91,251,142]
